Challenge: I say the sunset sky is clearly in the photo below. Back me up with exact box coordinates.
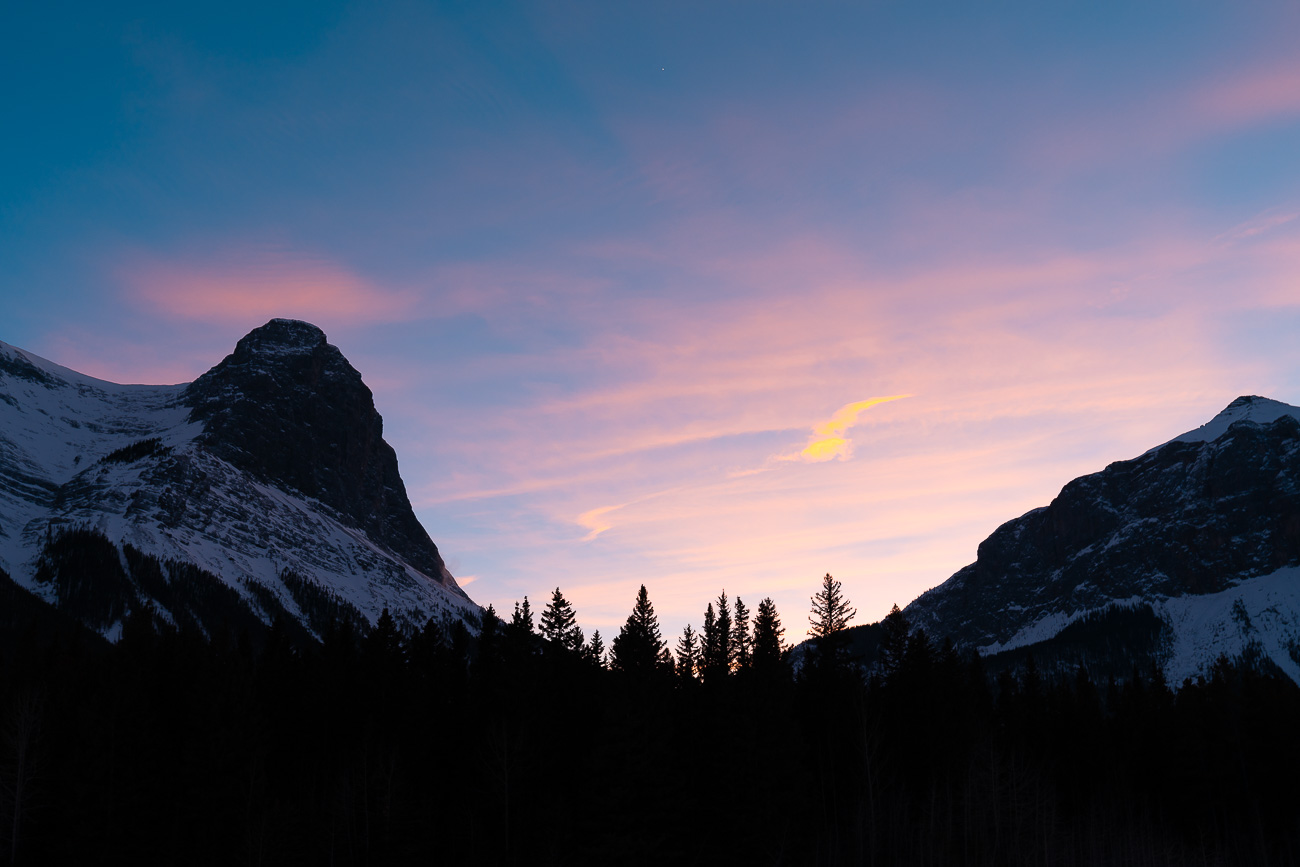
[5,1,1300,643]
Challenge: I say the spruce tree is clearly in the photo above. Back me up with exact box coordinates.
[585,629,605,668]
[611,585,667,676]
[716,591,732,671]
[809,574,856,637]
[568,625,585,655]
[808,573,857,676]
[876,603,909,681]
[752,597,786,676]
[733,596,751,670]
[540,587,578,648]
[511,596,534,634]
[702,603,718,671]
[676,624,701,680]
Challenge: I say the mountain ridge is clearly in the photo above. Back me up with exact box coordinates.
[0,319,477,641]
[904,394,1300,683]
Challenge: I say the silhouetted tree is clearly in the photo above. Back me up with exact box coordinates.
[511,597,534,634]
[752,597,786,677]
[808,574,856,638]
[675,625,700,681]
[703,593,733,681]
[611,585,667,677]
[584,629,605,668]
[807,574,856,677]
[539,587,582,651]
[876,603,909,682]
[702,603,718,672]
[733,596,751,670]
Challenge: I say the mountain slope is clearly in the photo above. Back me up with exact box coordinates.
[905,395,1300,684]
[0,319,477,640]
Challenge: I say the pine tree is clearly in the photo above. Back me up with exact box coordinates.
[611,585,667,676]
[751,596,786,676]
[702,603,718,671]
[540,587,578,648]
[809,574,856,637]
[676,624,701,680]
[733,596,751,670]
[876,603,909,681]
[511,596,534,634]
[567,625,585,655]
[716,592,732,671]
[808,573,857,677]
[585,629,605,668]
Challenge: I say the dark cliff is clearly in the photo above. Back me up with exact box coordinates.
[183,319,451,585]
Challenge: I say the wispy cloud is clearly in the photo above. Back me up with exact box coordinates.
[1216,209,1300,244]
[118,246,419,324]
[577,503,626,542]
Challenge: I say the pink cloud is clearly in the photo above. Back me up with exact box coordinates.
[1194,63,1300,129]
[118,247,419,324]
[1027,59,1300,171]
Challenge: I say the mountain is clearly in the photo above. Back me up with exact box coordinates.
[0,319,478,642]
[904,395,1300,684]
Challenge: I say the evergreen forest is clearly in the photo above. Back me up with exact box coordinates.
[1,571,1299,866]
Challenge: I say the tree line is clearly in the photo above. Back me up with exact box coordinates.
[1,569,1299,866]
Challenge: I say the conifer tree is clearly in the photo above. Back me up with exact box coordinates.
[809,574,856,637]
[733,596,751,670]
[511,596,534,633]
[611,585,667,676]
[540,587,579,649]
[702,602,718,670]
[716,591,732,671]
[585,629,605,668]
[808,574,857,676]
[752,596,786,675]
[676,624,701,680]
[876,603,909,681]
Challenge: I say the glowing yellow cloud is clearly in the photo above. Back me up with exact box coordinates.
[789,394,911,463]
[800,436,851,462]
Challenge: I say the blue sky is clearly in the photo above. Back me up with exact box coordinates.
[5,1,1300,641]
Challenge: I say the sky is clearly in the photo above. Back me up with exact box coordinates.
[4,1,1300,644]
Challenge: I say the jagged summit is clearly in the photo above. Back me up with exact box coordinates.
[185,319,449,582]
[229,317,329,355]
[0,321,475,642]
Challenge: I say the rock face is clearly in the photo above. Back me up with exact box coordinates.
[184,319,447,581]
[905,396,1300,684]
[0,320,477,642]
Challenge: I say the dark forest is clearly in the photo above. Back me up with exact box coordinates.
[2,570,1299,867]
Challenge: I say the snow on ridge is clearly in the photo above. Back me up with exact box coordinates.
[1148,395,1300,454]
[0,332,477,634]
[0,339,190,389]
[978,570,1300,686]
[1160,566,1300,685]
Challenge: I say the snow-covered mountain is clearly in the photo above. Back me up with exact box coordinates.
[0,318,478,641]
[906,395,1300,684]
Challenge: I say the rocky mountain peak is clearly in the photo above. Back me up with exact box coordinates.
[230,318,329,357]
[183,320,454,586]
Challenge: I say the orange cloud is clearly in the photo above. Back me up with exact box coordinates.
[120,247,418,324]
